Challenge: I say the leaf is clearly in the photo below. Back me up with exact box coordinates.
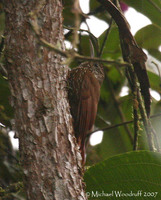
[98,25,122,60]
[122,0,161,27]
[99,67,125,102]
[78,35,91,56]
[148,49,161,62]
[85,151,161,200]
[135,24,161,61]
[148,71,161,93]
[135,24,161,50]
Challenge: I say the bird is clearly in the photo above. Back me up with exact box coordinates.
[67,61,104,164]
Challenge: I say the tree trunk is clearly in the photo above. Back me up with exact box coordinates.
[3,0,86,199]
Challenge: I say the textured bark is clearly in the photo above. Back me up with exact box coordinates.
[3,0,86,199]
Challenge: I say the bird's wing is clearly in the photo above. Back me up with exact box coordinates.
[76,70,101,146]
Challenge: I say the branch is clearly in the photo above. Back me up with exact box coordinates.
[64,26,98,43]
[64,25,100,57]
[106,76,133,144]
[29,12,130,67]
[147,0,161,13]
[99,18,113,57]
[137,90,157,151]
[125,62,140,150]
[152,61,161,82]
[133,88,139,151]
[96,0,160,151]
[88,113,161,136]
[74,54,129,66]
[0,63,8,76]
[97,0,151,118]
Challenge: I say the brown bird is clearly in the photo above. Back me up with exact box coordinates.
[68,61,104,164]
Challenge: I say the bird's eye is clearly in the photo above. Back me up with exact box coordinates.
[94,63,99,68]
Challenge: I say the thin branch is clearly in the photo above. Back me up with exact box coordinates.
[97,0,158,151]
[0,63,8,76]
[83,20,96,57]
[152,61,161,84]
[149,121,160,152]
[147,0,161,13]
[133,89,139,151]
[137,90,157,151]
[97,0,151,118]
[88,112,161,136]
[106,76,133,144]
[64,24,100,57]
[64,26,98,43]
[99,18,113,57]
[38,37,68,57]
[97,114,111,126]
[75,54,129,66]
[29,13,130,67]
[125,64,140,150]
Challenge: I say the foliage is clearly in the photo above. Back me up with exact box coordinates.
[0,0,161,199]
[85,151,161,200]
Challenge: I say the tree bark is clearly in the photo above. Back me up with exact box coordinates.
[3,0,86,199]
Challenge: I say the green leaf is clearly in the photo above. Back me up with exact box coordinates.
[148,49,161,62]
[122,0,161,27]
[85,151,161,200]
[148,71,161,93]
[135,24,161,49]
[98,25,121,60]
[99,68,125,103]
[135,24,161,61]
[78,35,91,57]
